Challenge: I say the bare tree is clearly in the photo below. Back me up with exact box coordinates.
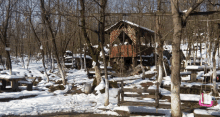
[170,0,204,116]
[40,0,66,85]
[80,0,102,87]
[212,24,220,94]
[0,0,17,75]
[27,10,50,82]
[98,0,109,106]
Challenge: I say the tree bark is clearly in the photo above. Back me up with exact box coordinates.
[155,0,162,108]
[170,0,205,116]
[212,36,219,94]
[84,46,87,70]
[99,0,109,106]
[80,0,102,86]
[156,1,163,85]
[170,0,182,116]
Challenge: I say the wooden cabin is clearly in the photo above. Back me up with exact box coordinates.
[105,20,155,71]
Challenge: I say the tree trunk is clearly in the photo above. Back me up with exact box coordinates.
[157,43,163,84]
[6,51,12,75]
[84,46,87,70]
[0,1,13,75]
[40,0,66,85]
[212,38,219,94]
[94,63,102,85]
[156,0,163,85]
[79,0,102,86]
[52,53,55,72]
[171,0,182,116]
[193,41,196,65]
[200,36,202,66]
[26,52,31,70]
[20,44,25,69]
[99,0,109,106]
[79,33,83,70]
[42,49,50,82]
[187,37,191,66]
[207,17,212,65]
[28,12,50,82]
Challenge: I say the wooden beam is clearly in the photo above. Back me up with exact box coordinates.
[122,88,156,94]
[93,13,172,16]
[93,11,220,17]
[189,11,220,16]
[123,94,156,98]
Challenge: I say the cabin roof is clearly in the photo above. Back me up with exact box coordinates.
[105,20,155,34]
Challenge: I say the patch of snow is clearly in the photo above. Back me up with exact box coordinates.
[105,20,154,34]
[183,10,188,13]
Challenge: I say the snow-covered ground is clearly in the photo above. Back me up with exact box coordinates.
[0,60,119,116]
[1,42,220,117]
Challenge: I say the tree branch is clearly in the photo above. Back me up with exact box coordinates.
[78,25,98,34]
[93,0,101,7]
[182,0,205,21]
[208,0,220,6]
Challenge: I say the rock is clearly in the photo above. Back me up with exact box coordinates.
[84,83,92,94]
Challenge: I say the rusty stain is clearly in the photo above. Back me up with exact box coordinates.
[110,45,136,58]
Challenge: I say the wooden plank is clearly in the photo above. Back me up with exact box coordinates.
[88,68,112,71]
[123,88,156,93]
[124,94,156,98]
[180,71,191,76]
[118,101,188,109]
[163,85,213,91]
[194,114,216,117]
[118,101,171,109]
[131,112,165,116]
[111,78,142,82]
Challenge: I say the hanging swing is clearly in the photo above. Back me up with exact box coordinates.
[199,64,218,107]
[199,92,214,107]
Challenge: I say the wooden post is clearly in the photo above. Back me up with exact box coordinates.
[163,61,167,77]
[132,57,137,69]
[191,70,197,82]
[117,89,121,105]
[27,84,33,91]
[11,80,18,91]
[155,81,159,108]
[121,80,124,102]
[1,79,6,89]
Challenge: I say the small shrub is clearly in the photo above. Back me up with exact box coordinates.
[48,85,65,92]
[109,81,118,88]
[33,81,39,86]
[55,80,62,84]
[100,88,105,94]
[48,85,56,92]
